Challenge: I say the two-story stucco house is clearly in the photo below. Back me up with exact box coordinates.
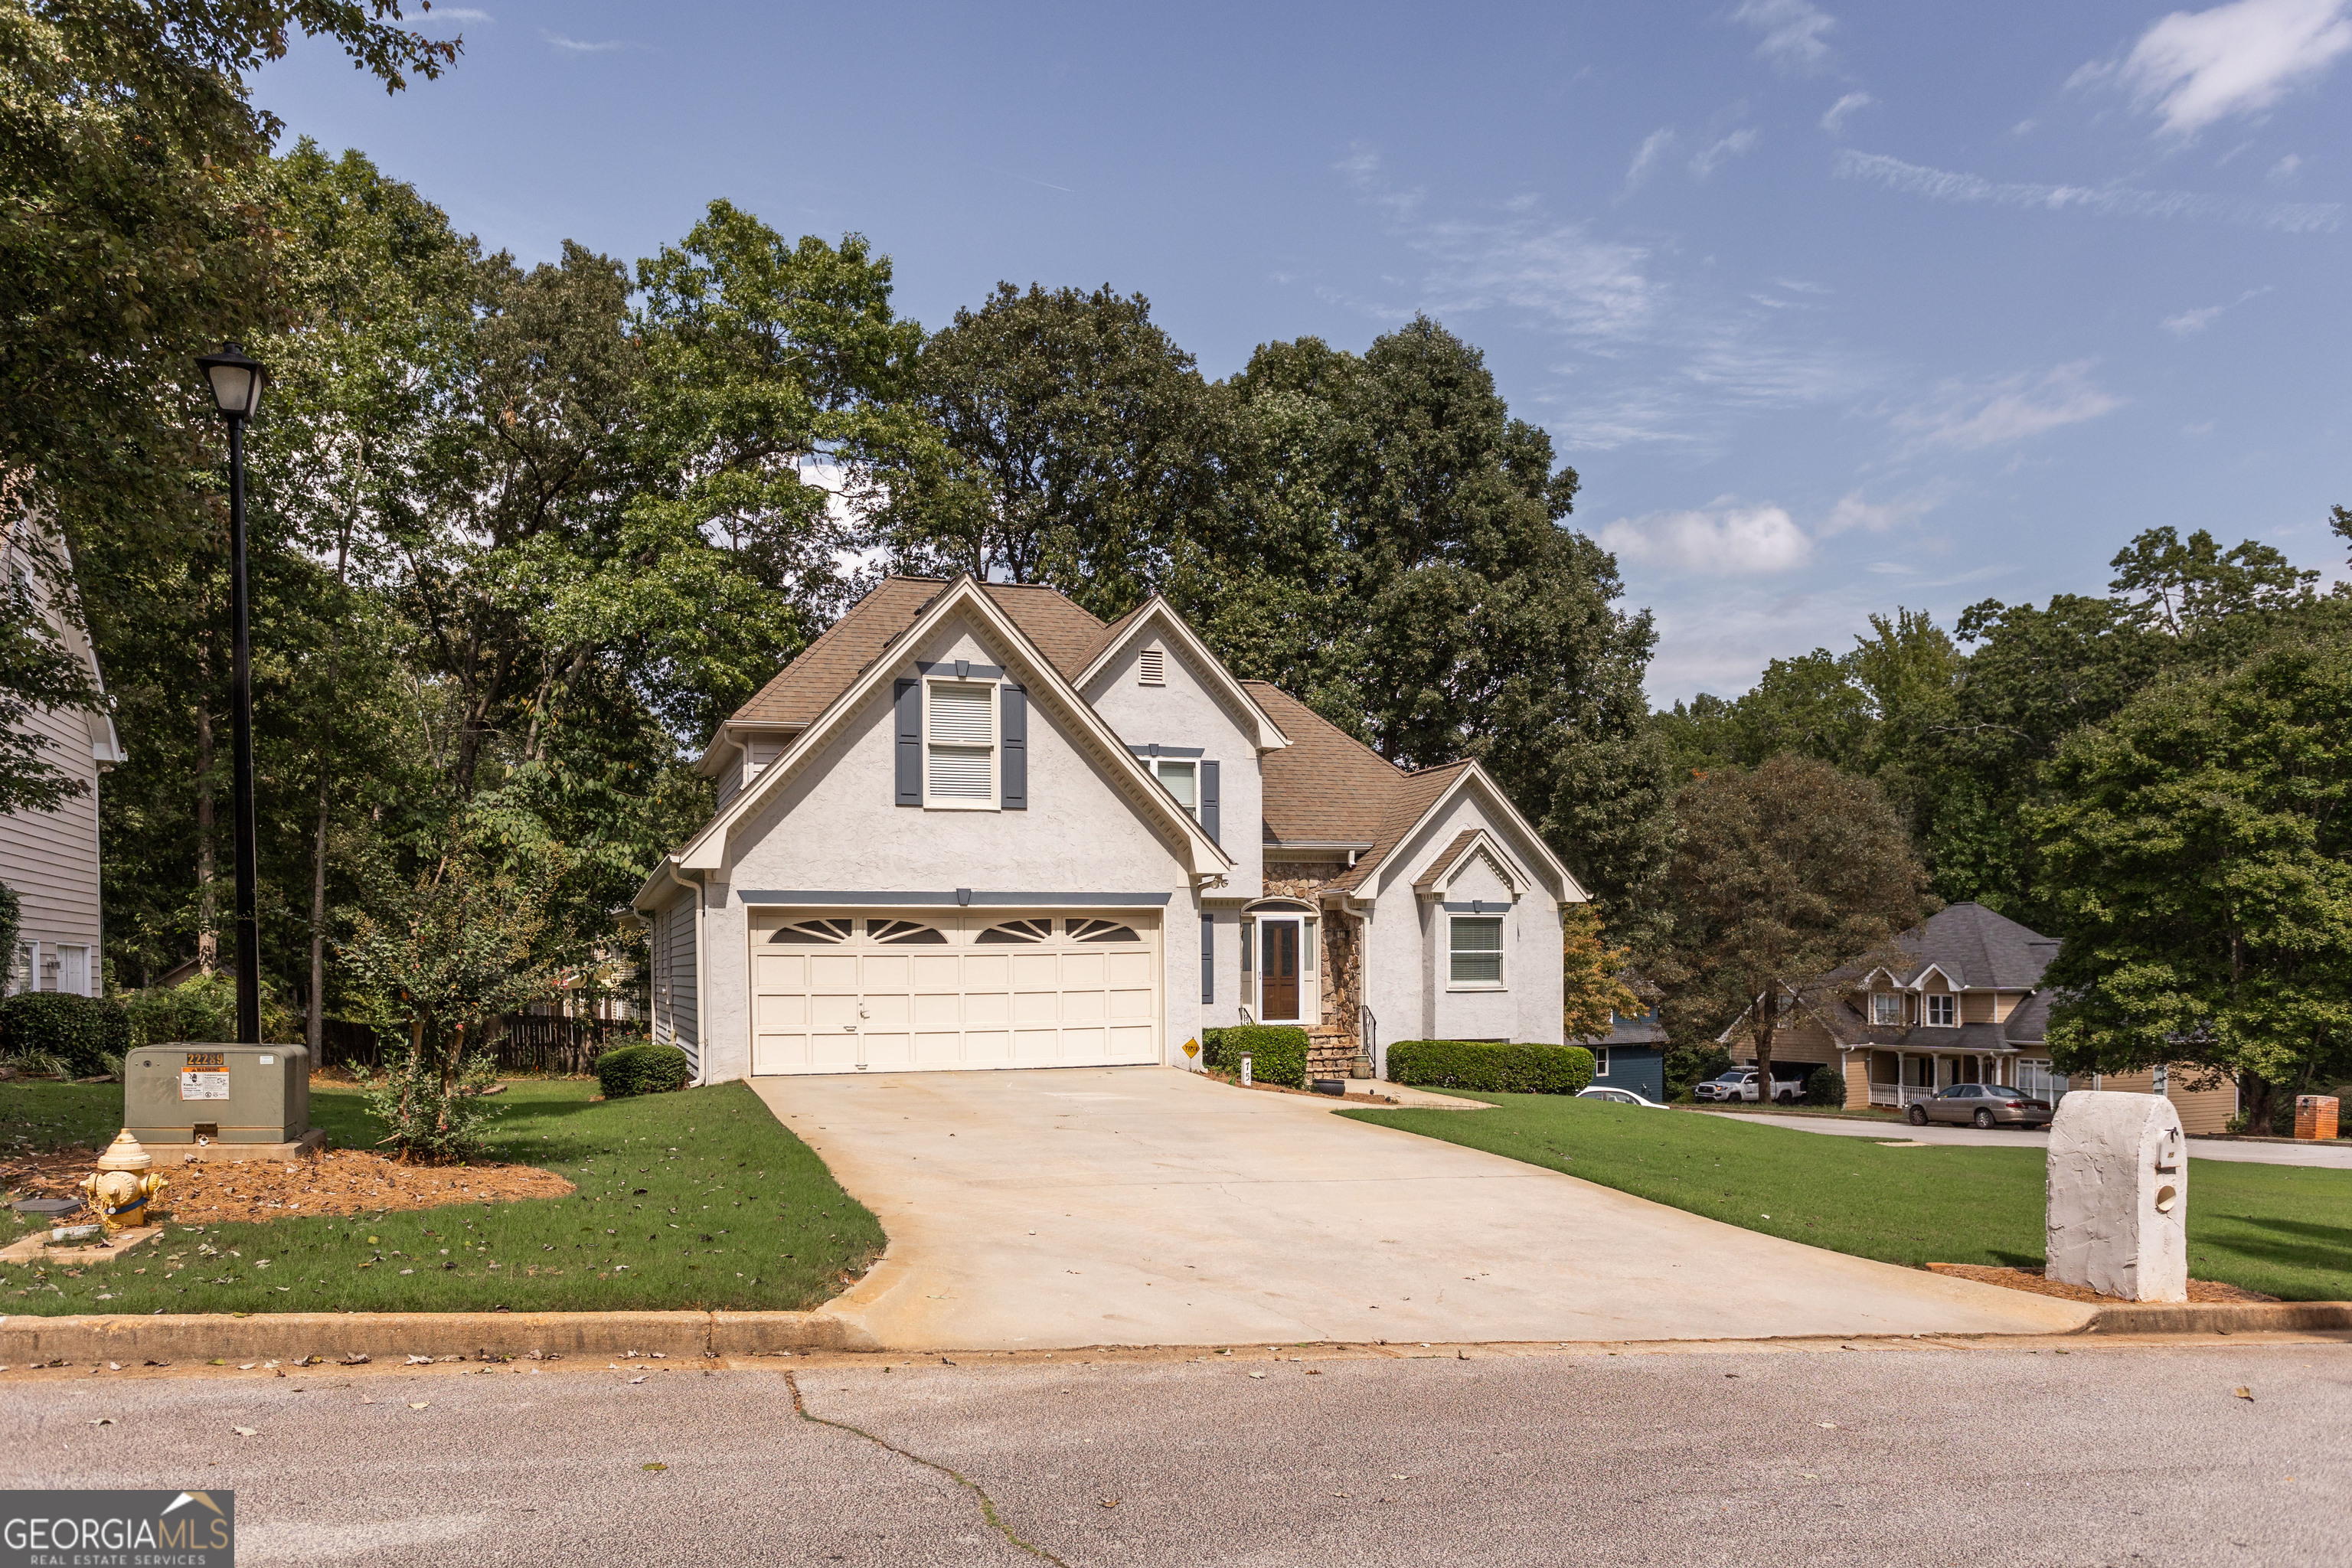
[2,517,125,997]
[631,573,1583,1084]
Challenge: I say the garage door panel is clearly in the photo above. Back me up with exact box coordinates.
[752,913,1160,1075]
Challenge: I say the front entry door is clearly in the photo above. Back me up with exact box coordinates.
[1260,920,1299,1022]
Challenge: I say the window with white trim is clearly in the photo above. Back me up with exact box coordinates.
[1923,993,1955,1027]
[1449,917,1504,986]
[1154,759,1196,819]
[1870,991,1902,1027]
[1592,1047,1611,1076]
[925,680,997,807]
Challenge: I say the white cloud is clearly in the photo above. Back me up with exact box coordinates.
[1834,148,2342,232]
[2161,286,2270,332]
[1818,91,1875,132]
[432,6,494,18]
[1625,129,1677,189]
[1730,0,1838,70]
[1414,219,1658,341]
[1818,489,1940,537]
[2269,152,2304,180]
[1690,128,1761,177]
[543,30,629,52]
[1893,361,2125,452]
[1599,501,1814,577]
[2076,0,2352,137]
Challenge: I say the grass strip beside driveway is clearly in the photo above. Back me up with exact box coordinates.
[2,1078,884,1316]
[1341,1095,2352,1303]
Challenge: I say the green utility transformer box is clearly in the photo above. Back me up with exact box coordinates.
[124,1044,311,1145]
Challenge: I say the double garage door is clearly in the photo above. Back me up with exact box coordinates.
[750,910,1161,1075]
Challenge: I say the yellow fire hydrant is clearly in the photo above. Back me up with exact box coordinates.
[80,1129,168,1238]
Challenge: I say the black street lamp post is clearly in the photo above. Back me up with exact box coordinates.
[195,344,270,1047]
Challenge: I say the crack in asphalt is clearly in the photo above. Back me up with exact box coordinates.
[782,1370,1071,1566]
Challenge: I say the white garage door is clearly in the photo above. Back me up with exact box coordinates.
[750,912,1161,1075]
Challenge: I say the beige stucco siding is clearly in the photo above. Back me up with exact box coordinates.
[697,615,1202,1083]
[1081,621,1264,902]
[1361,784,1566,1049]
[1,698,104,994]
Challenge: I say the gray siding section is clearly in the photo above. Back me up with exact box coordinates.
[1,681,104,995]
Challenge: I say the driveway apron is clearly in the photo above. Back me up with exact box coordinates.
[753,1067,2091,1351]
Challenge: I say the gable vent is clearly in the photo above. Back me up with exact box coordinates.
[1138,645,1165,685]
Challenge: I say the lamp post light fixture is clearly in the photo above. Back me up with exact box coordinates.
[194,343,270,1047]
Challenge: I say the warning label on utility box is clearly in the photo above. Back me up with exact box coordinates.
[181,1051,229,1101]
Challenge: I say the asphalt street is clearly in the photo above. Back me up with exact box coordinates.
[5,1338,2345,1566]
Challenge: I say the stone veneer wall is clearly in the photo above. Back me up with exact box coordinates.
[1265,861,1363,1078]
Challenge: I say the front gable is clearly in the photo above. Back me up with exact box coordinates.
[685,580,1231,888]
[1366,767,1582,909]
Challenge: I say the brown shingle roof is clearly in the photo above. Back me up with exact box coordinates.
[1334,762,1472,890]
[1245,683,1410,849]
[1411,828,1485,894]
[723,577,1111,730]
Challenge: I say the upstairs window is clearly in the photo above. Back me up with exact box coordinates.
[1154,758,1197,818]
[1924,993,1956,1027]
[1449,917,1504,986]
[926,681,997,807]
[1870,991,1903,1027]
[1138,646,1165,685]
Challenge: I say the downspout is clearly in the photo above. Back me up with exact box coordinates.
[665,860,710,1087]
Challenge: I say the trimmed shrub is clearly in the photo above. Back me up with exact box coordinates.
[0,992,132,1077]
[1805,1065,1846,1107]
[596,1042,691,1099]
[1387,1040,1595,1095]
[1200,1024,1308,1089]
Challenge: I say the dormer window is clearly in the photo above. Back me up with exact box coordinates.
[1924,994,1956,1027]
[1870,991,1902,1027]
[1138,645,1165,685]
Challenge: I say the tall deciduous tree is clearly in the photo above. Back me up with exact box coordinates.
[1653,755,1932,1092]
[861,282,1232,619]
[2033,640,2352,1131]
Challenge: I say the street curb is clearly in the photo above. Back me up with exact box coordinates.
[0,1308,860,1364]
[2076,1301,2352,1335]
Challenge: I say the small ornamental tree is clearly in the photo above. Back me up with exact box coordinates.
[2033,639,2352,1130]
[1654,755,1932,1096]
[1562,904,1640,1044]
[340,832,567,1159]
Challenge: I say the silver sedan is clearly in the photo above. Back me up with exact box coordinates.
[1907,1083,2053,1129]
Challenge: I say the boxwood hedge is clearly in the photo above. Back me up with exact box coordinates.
[1386,1040,1595,1095]
[1200,1024,1308,1089]
[595,1042,691,1099]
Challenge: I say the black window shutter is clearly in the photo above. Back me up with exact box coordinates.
[1200,760,1220,843]
[894,679,922,806]
[1200,912,1214,1004]
[1001,686,1027,809]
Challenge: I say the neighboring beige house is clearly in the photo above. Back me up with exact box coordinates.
[1723,902,2239,1134]
[632,574,1583,1084]
[2,518,124,998]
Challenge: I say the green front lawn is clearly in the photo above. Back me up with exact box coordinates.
[1342,1096,2352,1302]
[2,1078,884,1316]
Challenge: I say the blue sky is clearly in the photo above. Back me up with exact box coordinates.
[260,0,2352,700]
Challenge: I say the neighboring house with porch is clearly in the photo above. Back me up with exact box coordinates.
[631,573,1583,1084]
[1,516,124,998]
[1720,902,2239,1134]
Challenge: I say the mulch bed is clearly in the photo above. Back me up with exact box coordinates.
[1926,1262,2276,1305]
[2,1147,573,1227]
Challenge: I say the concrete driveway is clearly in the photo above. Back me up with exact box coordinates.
[1702,1110,2352,1169]
[755,1067,2091,1351]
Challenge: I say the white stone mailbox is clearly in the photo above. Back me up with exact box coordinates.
[2046,1089,2187,1302]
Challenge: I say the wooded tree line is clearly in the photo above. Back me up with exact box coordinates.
[5,5,2344,1131]
[1,5,1660,1063]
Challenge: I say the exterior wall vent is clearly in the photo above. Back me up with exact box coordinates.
[1138,645,1165,685]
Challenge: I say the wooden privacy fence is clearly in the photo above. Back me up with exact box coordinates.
[311,1014,639,1076]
